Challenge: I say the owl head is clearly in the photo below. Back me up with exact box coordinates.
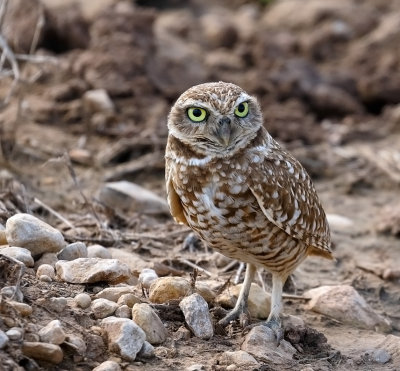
[168,82,263,157]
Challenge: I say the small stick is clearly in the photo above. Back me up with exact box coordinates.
[180,258,214,278]
[34,197,76,232]
[282,293,310,300]
[219,259,239,273]
[234,262,245,284]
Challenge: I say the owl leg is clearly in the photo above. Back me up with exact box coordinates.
[218,263,256,327]
[264,272,287,343]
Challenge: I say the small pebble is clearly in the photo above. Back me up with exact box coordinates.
[93,360,121,371]
[9,301,32,316]
[137,341,155,359]
[57,241,88,261]
[0,330,9,349]
[117,293,141,308]
[87,244,112,259]
[131,303,167,344]
[49,297,68,312]
[36,264,56,279]
[95,286,135,302]
[138,268,158,289]
[174,326,191,341]
[91,298,119,319]
[65,334,86,355]
[149,277,192,304]
[179,293,213,339]
[22,342,64,364]
[115,305,131,318]
[0,246,34,267]
[39,275,52,282]
[186,364,206,371]
[6,327,24,341]
[39,320,66,345]
[75,293,92,309]
[372,349,391,364]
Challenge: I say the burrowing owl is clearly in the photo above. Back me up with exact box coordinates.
[165,81,332,338]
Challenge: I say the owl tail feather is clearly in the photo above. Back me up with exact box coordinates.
[307,246,335,260]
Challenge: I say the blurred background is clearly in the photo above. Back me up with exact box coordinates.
[0,0,400,368]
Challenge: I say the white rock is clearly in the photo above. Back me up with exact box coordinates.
[5,213,66,255]
[216,283,271,319]
[0,246,34,267]
[131,303,167,344]
[93,360,121,371]
[149,277,192,304]
[75,293,91,309]
[55,258,131,284]
[138,341,155,359]
[39,320,66,345]
[241,325,296,364]
[57,242,87,260]
[22,342,63,364]
[83,89,115,114]
[87,244,112,259]
[101,317,146,361]
[91,298,119,319]
[138,268,158,289]
[179,293,213,339]
[64,334,86,355]
[6,327,24,341]
[115,305,131,318]
[0,330,9,349]
[36,264,56,279]
[99,181,170,215]
[305,285,391,332]
[219,350,259,367]
[186,365,206,371]
[95,286,135,302]
[371,349,391,364]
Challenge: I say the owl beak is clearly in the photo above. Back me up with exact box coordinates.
[218,117,231,146]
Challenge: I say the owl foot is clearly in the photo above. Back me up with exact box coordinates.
[218,304,250,328]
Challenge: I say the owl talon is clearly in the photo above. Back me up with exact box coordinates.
[182,233,202,253]
[263,318,284,345]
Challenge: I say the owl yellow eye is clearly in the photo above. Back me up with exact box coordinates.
[234,102,249,118]
[187,107,207,122]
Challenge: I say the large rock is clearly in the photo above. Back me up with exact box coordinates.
[216,283,271,319]
[241,326,296,364]
[219,350,259,368]
[179,293,213,340]
[55,258,131,284]
[0,246,34,267]
[149,277,192,304]
[131,303,167,345]
[305,285,391,332]
[6,214,66,255]
[101,317,146,361]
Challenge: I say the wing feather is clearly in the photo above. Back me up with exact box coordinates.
[248,144,331,254]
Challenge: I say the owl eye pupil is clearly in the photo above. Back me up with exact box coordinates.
[193,108,202,117]
[238,103,245,112]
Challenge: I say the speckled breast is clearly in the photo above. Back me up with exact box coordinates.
[173,159,302,268]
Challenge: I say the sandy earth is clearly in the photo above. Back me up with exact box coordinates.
[0,0,400,370]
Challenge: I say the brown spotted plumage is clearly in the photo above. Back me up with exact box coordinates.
[165,81,332,337]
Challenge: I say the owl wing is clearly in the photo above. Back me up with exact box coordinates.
[248,146,332,255]
[165,158,189,226]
